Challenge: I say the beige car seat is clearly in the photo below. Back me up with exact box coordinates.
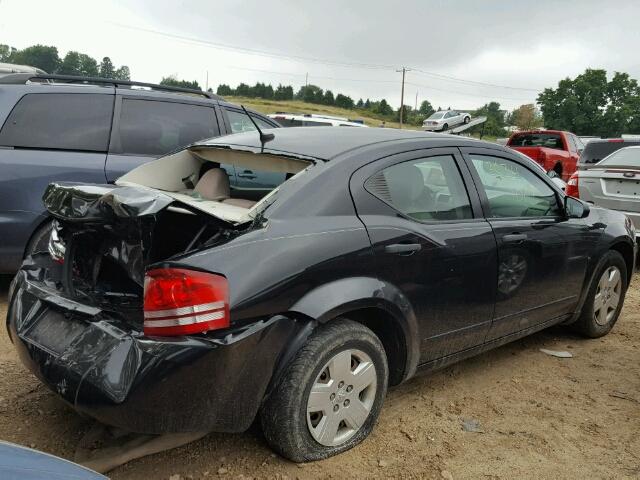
[194,168,257,208]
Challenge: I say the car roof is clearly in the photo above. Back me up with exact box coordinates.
[195,126,476,161]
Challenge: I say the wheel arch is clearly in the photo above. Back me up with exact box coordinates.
[287,277,420,385]
[609,240,634,285]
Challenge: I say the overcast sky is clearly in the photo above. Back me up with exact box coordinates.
[2,0,640,111]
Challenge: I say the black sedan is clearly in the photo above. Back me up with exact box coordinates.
[6,127,636,462]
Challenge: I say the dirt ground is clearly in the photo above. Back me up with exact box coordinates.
[1,274,638,480]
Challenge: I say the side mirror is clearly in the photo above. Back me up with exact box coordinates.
[546,170,559,179]
[564,196,590,219]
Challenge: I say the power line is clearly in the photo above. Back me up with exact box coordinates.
[411,68,542,92]
[107,21,395,71]
[108,21,544,93]
[405,81,535,102]
[225,65,398,84]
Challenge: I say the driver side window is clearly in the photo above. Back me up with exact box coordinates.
[470,154,560,218]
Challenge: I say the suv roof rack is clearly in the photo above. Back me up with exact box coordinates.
[0,73,221,100]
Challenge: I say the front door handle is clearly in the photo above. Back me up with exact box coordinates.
[502,233,527,243]
[384,243,422,255]
[238,170,256,179]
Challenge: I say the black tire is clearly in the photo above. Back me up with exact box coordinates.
[464,116,470,124]
[260,319,389,462]
[441,123,449,132]
[572,250,627,338]
[24,219,53,258]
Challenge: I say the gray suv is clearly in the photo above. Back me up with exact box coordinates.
[0,74,280,273]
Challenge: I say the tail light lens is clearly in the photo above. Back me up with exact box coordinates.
[143,268,229,336]
[566,172,580,198]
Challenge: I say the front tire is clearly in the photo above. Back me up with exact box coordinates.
[573,250,627,338]
[464,116,470,124]
[261,320,389,462]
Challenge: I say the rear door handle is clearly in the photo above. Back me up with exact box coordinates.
[238,170,256,179]
[502,233,527,243]
[384,243,422,255]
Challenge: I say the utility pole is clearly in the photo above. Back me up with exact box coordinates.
[414,90,418,111]
[305,72,308,87]
[206,70,209,91]
[396,67,410,129]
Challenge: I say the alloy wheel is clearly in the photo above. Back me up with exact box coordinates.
[306,349,377,447]
[594,266,622,326]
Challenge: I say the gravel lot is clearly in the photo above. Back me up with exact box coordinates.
[1,274,639,479]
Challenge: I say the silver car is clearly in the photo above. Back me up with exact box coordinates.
[422,110,471,132]
[574,146,640,231]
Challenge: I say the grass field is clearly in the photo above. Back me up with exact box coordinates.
[225,96,498,142]
[224,96,417,130]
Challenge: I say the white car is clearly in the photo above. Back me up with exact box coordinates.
[269,113,367,128]
[423,110,471,132]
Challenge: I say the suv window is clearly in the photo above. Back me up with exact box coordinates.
[470,154,560,218]
[226,109,275,133]
[365,155,473,221]
[0,93,113,152]
[117,99,218,156]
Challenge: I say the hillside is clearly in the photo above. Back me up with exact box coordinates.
[223,96,419,130]
[223,96,498,141]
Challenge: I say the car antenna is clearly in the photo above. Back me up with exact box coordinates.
[241,105,275,153]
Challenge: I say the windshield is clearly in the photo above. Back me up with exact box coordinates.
[509,133,564,150]
[580,141,640,164]
[428,112,445,120]
[599,147,640,167]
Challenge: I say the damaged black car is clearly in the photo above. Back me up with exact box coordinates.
[6,127,636,462]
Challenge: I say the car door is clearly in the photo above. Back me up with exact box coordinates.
[449,111,461,126]
[461,147,591,340]
[222,107,286,199]
[105,94,221,182]
[350,148,497,363]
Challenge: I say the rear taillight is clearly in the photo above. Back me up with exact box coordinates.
[566,172,580,198]
[143,268,229,336]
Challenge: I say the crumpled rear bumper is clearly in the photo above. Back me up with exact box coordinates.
[6,271,301,434]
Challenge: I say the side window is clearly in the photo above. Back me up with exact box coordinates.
[226,109,275,133]
[0,93,113,151]
[365,155,473,221]
[117,99,218,156]
[566,134,578,153]
[470,154,560,218]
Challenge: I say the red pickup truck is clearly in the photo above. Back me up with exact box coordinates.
[506,130,584,181]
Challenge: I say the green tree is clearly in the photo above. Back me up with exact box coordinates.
[335,93,354,109]
[9,44,60,73]
[374,99,393,116]
[160,76,200,90]
[356,98,364,108]
[113,65,130,80]
[217,84,234,95]
[418,100,435,117]
[99,57,115,78]
[323,90,335,105]
[535,68,640,137]
[469,101,506,137]
[274,84,294,100]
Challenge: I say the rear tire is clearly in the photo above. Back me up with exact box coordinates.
[441,123,449,132]
[573,250,627,338]
[24,219,53,258]
[260,320,388,462]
